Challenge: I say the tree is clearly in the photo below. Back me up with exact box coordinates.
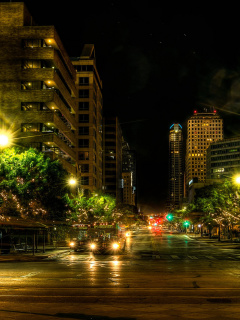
[0,147,69,221]
[194,180,240,240]
[66,192,117,224]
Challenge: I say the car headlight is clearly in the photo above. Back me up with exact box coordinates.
[125,232,130,237]
[69,242,75,247]
[90,243,96,249]
[112,243,119,249]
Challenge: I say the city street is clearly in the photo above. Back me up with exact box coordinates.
[1,227,240,319]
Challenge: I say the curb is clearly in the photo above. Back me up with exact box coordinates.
[0,249,70,262]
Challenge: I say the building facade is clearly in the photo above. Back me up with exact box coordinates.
[71,45,103,196]
[122,172,135,206]
[206,136,240,179]
[103,117,123,203]
[122,138,137,206]
[185,109,223,189]
[168,123,184,210]
[0,2,78,175]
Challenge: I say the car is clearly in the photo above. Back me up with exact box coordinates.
[91,236,125,254]
[69,239,90,252]
[70,236,125,254]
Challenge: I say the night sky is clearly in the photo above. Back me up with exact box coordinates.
[11,1,240,213]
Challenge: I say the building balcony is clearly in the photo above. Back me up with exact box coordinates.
[21,68,77,114]
[20,111,76,146]
[20,132,76,161]
[43,150,77,176]
[20,89,77,130]
[21,48,77,98]
[19,26,76,81]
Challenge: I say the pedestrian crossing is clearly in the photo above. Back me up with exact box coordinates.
[140,253,240,261]
[59,252,240,262]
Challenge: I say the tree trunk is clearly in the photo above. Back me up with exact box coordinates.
[218,225,221,242]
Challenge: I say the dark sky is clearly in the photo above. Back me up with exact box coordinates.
[15,1,240,213]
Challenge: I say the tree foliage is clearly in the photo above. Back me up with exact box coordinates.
[66,192,117,223]
[192,180,240,239]
[0,147,69,220]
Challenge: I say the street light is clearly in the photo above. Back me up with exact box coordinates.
[68,177,77,186]
[0,131,11,148]
[0,134,8,147]
[234,174,240,186]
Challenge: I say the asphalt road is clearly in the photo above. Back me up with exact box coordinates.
[1,227,240,319]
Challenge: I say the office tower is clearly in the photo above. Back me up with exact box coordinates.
[122,172,135,206]
[168,123,184,210]
[0,2,78,175]
[185,109,223,187]
[103,117,123,203]
[206,137,240,179]
[71,45,103,196]
[122,138,137,206]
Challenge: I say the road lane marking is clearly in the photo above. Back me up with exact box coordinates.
[170,255,180,259]
[188,256,198,259]
[205,256,216,260]
[20,272,39,278]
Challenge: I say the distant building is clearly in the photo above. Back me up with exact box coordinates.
[0,2,78,175]
[71,45,103,196]
[185,109,223,190]
[103,117,123,203]
[168,123,184,210]
[206,136,240,179]
[122,172,135,206]
[122,138,137,206]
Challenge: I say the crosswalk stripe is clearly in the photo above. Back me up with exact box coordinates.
[205,255,216,260]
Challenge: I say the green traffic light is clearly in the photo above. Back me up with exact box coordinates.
[166,213,173,221]
[183,220,190,227]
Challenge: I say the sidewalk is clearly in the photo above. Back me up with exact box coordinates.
[187,233,240,249]
[0,245,70,262]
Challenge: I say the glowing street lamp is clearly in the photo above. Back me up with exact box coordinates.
[234,175,240,185]
[68,177,77,186]
[0,133,10,147]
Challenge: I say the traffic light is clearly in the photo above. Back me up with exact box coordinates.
[183,220,190,227]
[166,213,173,221]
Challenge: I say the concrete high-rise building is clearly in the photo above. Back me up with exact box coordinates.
[185,109,223,188]
[206,137,240,179]
[103,117,123,203]
[122,172,135,206]
[168,123,184,210]
[122,138,137,206]
[71,45,103,196]
[0,2,78,175]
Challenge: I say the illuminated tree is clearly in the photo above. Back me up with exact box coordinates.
[66,192,116,223]
[194,180,240,240]
[0,147,69,220]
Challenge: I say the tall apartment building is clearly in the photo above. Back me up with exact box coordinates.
[0,2,78,175]
[206,137,240,179]
[71,45,103,196]
[122,138,137,206]
[103,117,123,203]
[168,123,184,210]
[122,172,135,206]
[185,109,223,188]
